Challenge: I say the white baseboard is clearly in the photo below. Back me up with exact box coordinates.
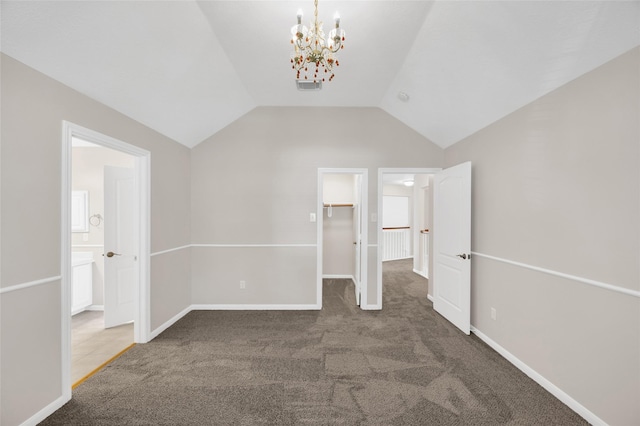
[20,394,69,426]
[383,256,412,262]
[192,304,321,311]
[322,274,356,286]
[150,306,191,340]
[360,303,382,310]
[86,304,104,311]
[470,326,606,426]
[427,294,434,302]
[412,268,428,279]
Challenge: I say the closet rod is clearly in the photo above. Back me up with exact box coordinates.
[323,203,353,207]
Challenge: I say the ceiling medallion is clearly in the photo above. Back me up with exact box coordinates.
[290,0,345,85]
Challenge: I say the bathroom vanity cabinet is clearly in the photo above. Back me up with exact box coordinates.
[71,252,94,315]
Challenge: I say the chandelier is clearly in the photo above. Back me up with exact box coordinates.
[290,0,345,83]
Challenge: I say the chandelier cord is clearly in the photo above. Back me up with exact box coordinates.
[314,0,318,26]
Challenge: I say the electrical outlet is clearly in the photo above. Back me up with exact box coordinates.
[240,280,246,289]
[491,307,497,320]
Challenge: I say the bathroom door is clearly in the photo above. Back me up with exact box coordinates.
[104,166,136,328]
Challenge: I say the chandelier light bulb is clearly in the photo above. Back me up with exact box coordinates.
[297,9,303,24]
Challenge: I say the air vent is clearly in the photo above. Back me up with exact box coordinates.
[296,80,322,91]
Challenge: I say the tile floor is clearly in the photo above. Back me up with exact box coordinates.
[72,311,134,385]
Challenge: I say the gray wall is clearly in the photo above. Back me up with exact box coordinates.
[0,54,192,425]
[190,107,444,307]
[444,47,640,425]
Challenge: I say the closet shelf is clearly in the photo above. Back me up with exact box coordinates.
[323,203,354,207]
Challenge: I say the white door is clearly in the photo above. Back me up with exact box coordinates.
[433,162,471,335]
[352,175,362,305]
[104,166,136,329]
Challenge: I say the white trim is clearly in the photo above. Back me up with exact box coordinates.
[472,251,640,299]
[61,121,73,402]
[192,304,321,311]
[0,275,61,294]
[413,268,428,279]
[191,244,316,248]
[377,168,441,310]
[71,244,104,248]
[360,303,382,310]
[150,306,191,340]
[86,304,104,311]
[151,244,191,257]
[427,294,434,302]
[323,274,355,281]
[317,168,369,312]
[471,326,606,426]
[149,244,316,257]
[18,394,68,426]
[368,244,378,247]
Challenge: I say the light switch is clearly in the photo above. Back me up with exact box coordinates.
[310,213,316,222]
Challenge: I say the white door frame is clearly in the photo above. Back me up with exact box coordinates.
[317,168,368,309]
[61,121,151,399]
[376,168,441,309]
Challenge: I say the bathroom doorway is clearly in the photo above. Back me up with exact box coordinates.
[61,121,151,397]
[70,137,136,385]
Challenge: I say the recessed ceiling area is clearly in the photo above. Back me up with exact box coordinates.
[1,1,638,149]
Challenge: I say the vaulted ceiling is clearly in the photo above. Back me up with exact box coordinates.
[1,1,638,149]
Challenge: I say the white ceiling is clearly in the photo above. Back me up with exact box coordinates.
[2,1,638,149]
[383,173,423,187]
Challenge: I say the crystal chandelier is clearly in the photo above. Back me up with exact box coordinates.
[290,0,345,83]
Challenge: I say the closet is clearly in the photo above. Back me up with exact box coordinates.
[322,174,362,290]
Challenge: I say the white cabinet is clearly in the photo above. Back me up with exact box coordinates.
[71,253,93,315]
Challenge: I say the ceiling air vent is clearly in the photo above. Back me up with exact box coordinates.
[296,80,322,91]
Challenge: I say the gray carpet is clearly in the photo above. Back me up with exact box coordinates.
[42,259,587,425]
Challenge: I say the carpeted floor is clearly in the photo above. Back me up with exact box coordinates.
[42,259,587,425]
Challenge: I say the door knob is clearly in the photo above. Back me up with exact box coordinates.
[456,253,469,260]
[105,251,121,258]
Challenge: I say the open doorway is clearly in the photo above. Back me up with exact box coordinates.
[61,121,151,397]
[317,169,368,309]
[69,137,136,384]
[377,168,440,309]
